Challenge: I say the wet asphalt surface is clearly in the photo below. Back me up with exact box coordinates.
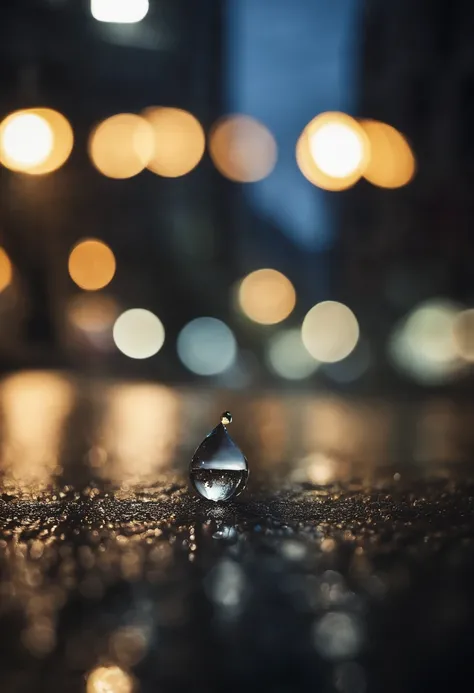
[0,475,473,693]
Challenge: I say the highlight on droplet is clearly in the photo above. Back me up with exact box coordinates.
[266,328,320,380]
[68,239,116,291]
[238,269,296,325]
[177,317,237,376]
[296,112,369,191]
[361,119,415,188]
[0,247,13,293]
[113,308,165,359]
[143,107,205,177]
[209,115,277,182]
[88,113,154,179]
[302,301,359,363]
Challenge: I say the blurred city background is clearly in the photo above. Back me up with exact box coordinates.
[0,0,473,395]
[2,5,474,693]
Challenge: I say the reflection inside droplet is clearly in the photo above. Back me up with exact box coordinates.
[189,418,248,502]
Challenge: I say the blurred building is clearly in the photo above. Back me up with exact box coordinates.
[0,0,229,374]
[339,0,474,389]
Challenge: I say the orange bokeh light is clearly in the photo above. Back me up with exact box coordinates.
[86,666,134,693]
[68,239,116,291]
[238,269,296,324]
[89,113,154,179]
[143,107,205,177]
[361,119,415,188]
[0,108,73,174]
[0,247,13,292]
[209,115,277,182]
[296,112,369,191]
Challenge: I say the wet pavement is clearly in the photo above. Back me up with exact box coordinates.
[0,372,473,692]
[0,475,473,693]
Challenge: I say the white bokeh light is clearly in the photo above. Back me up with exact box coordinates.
[91,0,149,23]
[2,113,53,168]
[177,317,237,376]
[309,122,364,179]
[302,301,359,363]
[389,299,463,383]
[113,309,165,359]
[267,328,319,380]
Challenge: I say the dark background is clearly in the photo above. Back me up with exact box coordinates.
[0,0,472,393]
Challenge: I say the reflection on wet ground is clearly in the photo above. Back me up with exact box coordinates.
[0,372,473,692]
[1,370,474,492]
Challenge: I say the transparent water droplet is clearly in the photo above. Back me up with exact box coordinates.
[189,413,248,502]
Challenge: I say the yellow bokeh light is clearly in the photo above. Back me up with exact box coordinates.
[361,119,415,188]
[143,107,205,177]
[31,108,74,174]
[0,111,53,171]
[113,308,165,359]
[89,113,154,179]
[238,269,296,325]
[0,108,73,174]
[296,112,369,191]
[68,239,116,291]
[86,666,134,693]
[302,301,359,362]
[209,115,277,182]
[453,309,474,362]
[0,247,13,292]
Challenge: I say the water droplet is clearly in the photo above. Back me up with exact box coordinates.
[189,414,248,502]
[220,411,232,425]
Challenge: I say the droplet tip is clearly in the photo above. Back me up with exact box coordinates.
[220,411,233,425]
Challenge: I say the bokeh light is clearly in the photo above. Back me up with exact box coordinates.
[113,308,165,359]
[238,269,296,325]
[91,0,149,23]
[0,111,53,172]
[68,239,116,291]
[143,107,205,177]
[177,317,237,375]
[68,294,118,334]
[302,301,359,363]
[389,299,463,383]
[109,626,148,667]
[296,112,369,191]
[361,119,415,188]
[89,113,154,179]
[67,294,119,350]
[266,328,319,380]
[0,108,73,175]
[86,665,134,693]
[453,309,474,362]
[314,611,362,660]
[0,247,13,293]
[209,115,277,182]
